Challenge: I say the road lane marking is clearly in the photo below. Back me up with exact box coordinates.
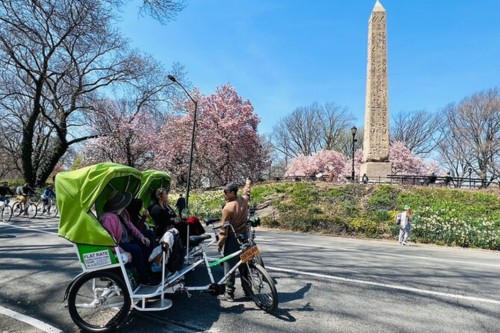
[267,266,500,305]
[0,305,62,333]
[259,238,500,269]
[0,222,58,235]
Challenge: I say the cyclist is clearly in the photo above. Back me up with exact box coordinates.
[217,178,252,302]
[15,183,35,215]
[41,184,56,213]
[0,182,15,205]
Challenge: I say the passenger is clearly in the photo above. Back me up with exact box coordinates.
[100,191,156,285]
[126,198,157,251]
[148,187,188,245]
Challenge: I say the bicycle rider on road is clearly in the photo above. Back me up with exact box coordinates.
[217,178,252,302]
[16,183,35,215]
[0,182,15,205]
[41,184,56,212]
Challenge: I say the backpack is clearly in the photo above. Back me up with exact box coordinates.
[186,216,205,236]
[166,230,184,272]
[396,213,402,225]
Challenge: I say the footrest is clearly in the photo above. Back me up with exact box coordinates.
[134,284,160,296]
[189,233,211,247]
[144,298,173,311]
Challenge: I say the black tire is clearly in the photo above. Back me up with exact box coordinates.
[27,203,37,218]
[254,254,265,268]
[1,205,12,222]
[12,202,23,217]
[243,263,278,313]
[67,270,131,333]
[48,204,58,217]
[37,203,46,216]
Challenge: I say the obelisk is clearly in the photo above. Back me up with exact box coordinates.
[360,0,392,181]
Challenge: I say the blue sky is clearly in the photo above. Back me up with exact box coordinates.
[118,0,500,134]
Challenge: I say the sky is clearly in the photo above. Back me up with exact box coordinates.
[118,0,500,135]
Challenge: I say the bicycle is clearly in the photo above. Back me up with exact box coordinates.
[12,195,38,218]
[203,209,265,268]
[0,199,13,222]
[38,196,58,217]
[58,163,278,333]
[65,222,278,332]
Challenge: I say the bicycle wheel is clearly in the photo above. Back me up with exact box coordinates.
[37,203,46,216]
[27,203,37,218]
[253,253,265,268]
[243,263,278,313]
[48,204,58,217]
[67,270,131,333]
[1,205,12,222]
[12,202,23,217]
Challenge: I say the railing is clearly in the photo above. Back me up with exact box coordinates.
[269,174,497,189]
[386,174,491,189]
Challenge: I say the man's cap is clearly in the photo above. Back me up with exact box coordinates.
[103,191,132,213]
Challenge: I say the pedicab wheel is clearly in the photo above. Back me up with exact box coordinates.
[67,270,131,333]
[1,205,12,222]
[244,263,278,313]
[27,203,37,218]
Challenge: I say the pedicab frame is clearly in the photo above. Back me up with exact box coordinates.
[57,163,278,333]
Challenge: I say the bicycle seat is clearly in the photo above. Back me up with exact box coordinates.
[189,233,211,247]
[204,217,220,226]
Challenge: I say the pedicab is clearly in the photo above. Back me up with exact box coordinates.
[58,163,278,333]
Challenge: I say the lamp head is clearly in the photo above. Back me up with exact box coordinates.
[167,75,177,83]
[351,126,357,136]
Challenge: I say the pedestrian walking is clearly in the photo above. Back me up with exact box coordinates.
[175,193,186,218]
[396,205,412,245]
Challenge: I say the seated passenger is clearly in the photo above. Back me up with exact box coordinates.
[126,198,157,251]
[100,191,155,285]
[148,187,188,245]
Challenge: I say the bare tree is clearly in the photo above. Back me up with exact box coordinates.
[390,110,445,156]
[139,0,186,24]
[438,88,500,187]
[335,127,364,158]
[0,0,181,186]
[271,102,354,160]
[316,103,354,150]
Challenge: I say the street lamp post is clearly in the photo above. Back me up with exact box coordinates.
[468,167,473,188]
[351,126,357,183]
[168,75,198,209]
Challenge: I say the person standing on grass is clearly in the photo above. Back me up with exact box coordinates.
[397,205,412,245]
[175,193,186,218]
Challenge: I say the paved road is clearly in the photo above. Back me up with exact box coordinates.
[1,216,499,332]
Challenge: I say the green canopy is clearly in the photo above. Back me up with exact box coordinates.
[56,162,142,246]
[137,170,172,209]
